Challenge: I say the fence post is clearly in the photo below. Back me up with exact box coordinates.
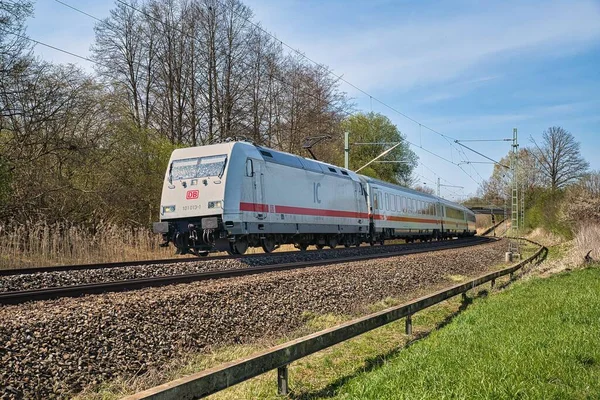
[491,279,495,288]
[405,314,412,335]
[277,365,289,395]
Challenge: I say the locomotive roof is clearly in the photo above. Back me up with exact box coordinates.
[251,143,362,181]
[208,140,472,214]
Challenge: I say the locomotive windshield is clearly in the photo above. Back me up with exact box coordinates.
[169,155,227,181]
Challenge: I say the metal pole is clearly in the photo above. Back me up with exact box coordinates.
[344,131,349,169]
[509,128,520,255]
[355,142,401,173]
[437,177,440,197]
[521,181,525,231]
[405,315,412,335]
[277,365,289,395]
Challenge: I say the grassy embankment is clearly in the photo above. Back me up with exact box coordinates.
[335,263,600,399]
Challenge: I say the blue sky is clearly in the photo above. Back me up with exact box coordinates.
[26,0,600,200]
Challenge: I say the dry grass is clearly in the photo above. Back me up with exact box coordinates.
[475,214,492,231]
[0,220,409,270]
[0,220,173,270]
[572,223,600,263]
[527,227,565,247]
[525,223,600,278]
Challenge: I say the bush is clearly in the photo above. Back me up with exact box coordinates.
[526,188,572,238]
[562,172,600,227]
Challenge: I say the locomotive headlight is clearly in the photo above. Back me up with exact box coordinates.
[208,200,223,209]
[162,205,176,213]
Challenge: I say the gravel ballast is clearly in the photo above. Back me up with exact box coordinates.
[0,239,506,398]
[0,238,485,293]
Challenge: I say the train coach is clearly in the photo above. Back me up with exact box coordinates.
[153,139,475,255]
[364,177,476,243]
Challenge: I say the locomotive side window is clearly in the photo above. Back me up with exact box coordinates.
[245,158,254,177]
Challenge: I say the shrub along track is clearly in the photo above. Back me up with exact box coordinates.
[0,239,507,399]
[0,237,490,304]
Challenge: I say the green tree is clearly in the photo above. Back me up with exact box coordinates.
[341,112,417,185]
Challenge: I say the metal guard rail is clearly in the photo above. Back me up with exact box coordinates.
[124,238,547,400]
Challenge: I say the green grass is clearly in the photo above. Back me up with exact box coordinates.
[334,266,600,400]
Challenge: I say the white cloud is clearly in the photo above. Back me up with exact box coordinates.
[416,75,501,104]
[278,0,600,92]
[421,100,599,132]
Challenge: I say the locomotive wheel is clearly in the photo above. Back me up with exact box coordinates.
[296,243,308,251]
[229,237,248,255]
[328,237,338,249]
[261,236,276,253]
[227,242,238,255]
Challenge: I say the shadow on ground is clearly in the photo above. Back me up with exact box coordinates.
[289,290,485,400]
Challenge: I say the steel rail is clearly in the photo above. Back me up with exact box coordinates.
[0,235,487,277]
[0,237,493,305]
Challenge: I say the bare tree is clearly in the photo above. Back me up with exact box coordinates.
[93,0,156,130]
[414,185,435,195]
[531,126,589,190]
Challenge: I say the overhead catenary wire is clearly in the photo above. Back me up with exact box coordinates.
[57,0,476,191]
[9,26,472,199]
[204,0,495,187]
[43,0,486,198]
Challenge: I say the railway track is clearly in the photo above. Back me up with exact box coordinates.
[0,236,493,305]
[0,236,488,277]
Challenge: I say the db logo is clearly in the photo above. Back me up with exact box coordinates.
[186,190,199,200]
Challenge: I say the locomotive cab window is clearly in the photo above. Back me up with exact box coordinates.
[328,167,337,173]
[169,154,227,181]
[341,170,349,176]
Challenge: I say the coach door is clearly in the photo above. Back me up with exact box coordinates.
[252,161,266,220]
[355,182,364,221]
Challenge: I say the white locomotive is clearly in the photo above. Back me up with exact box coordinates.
[153,140,476,255]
